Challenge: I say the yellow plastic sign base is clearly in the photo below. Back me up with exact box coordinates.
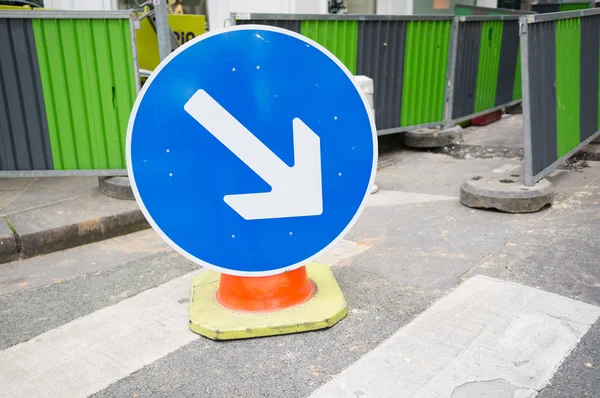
[189,263,348,340]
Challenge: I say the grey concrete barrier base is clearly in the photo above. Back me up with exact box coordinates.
[99,177,135,200]
[404,126,463,148]
[505,103,523,115]
[460,173,554,213]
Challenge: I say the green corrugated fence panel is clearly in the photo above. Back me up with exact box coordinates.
[300,20,358,74]
[555,17,581,157]
[560,4,591,12]
[33,18,136,170]
[474,20,503,113]
[401,20,451,127]
[513,47,522,100]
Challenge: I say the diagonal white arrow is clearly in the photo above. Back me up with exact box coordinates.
[184,89,323,220]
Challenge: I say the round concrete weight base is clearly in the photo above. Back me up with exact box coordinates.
[404,126,463,148]
[98,177,135,200]
[506,103,523,115]
[460,174,554,213]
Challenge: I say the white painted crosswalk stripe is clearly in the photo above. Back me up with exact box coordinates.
[310,276,600,398]
[0,239,369,398]
[366,190,457,208]
[0,271,199,398]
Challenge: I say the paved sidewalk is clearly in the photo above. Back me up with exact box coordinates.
[0,177,148,264]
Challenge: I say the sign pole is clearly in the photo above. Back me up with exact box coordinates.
[153,0,171,61]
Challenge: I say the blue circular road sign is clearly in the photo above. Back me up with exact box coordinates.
[128,25,377,276]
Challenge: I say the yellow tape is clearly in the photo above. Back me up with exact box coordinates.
[0,5,33,9]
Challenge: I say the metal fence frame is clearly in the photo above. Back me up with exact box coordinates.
[0,10,139,177]
[444,18,460,127]
[445,15,523,127]
[521,8,600,185]
[231,13,455,22]
[231,13,455,136]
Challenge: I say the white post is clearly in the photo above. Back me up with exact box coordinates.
[43,0,114,10]
[376,0,413,15]
[355,76,379,194]
[476,0,497,7]
[206,0,231,31]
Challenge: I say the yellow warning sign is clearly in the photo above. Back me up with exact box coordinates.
[169,14,206,46]
[136,14,206,72]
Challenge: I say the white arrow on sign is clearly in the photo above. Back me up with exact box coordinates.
[184,89,323,220]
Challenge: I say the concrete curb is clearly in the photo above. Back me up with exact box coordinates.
[0,219,18,263]
[404,126,463,148]
[0,194,150,264]
[17,210,149,259]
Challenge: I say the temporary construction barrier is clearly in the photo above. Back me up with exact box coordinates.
[446,15,523,125]
[455,4,535,16]
[233,14,453,135]
[233,13,527,135]
[0,10,139,177]
[531,1,593,13]
[521,8,600,185]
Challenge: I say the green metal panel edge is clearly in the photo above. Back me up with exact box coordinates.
[474,20,503,113]
[555,17,581,157]
[300,20,358,74]
[401,20,450,127]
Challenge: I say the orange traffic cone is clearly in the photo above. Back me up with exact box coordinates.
[218,266,315,312]
[189,263,348,340]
